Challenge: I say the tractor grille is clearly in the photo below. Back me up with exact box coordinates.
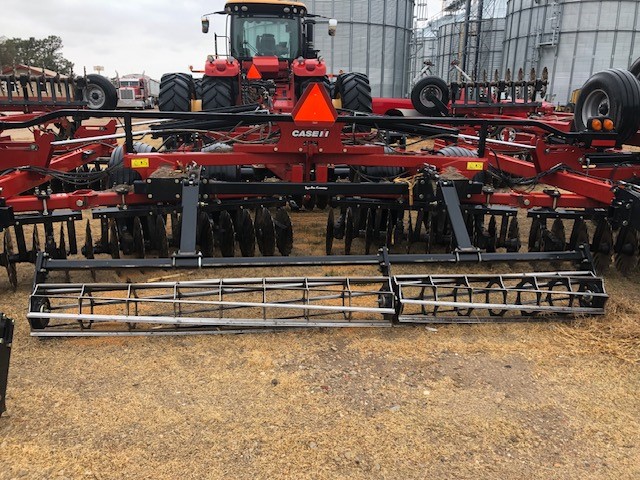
[119,88,135,100]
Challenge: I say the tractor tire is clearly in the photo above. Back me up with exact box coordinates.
[107,142,155,187]
[574,69,640,145]
[201,77,235,111]
[333,72,373,114]
[194,78,203,99]
[297,76,331,100]
[629,57,640,80]
[83,74,118,110]
[411,76,450,116]
[159,73,195,112]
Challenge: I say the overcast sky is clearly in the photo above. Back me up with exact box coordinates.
[0,0,443,80]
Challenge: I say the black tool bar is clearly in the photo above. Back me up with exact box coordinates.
[38,250,589,273]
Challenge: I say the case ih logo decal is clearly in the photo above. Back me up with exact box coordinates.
[292,130,330,138]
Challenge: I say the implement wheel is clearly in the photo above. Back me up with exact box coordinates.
[201,77,235,111]
[574,69,640,145]
[83,74,118,110]
[159,73,195,112]
[411,76,450,116]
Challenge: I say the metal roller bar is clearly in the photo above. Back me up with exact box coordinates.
[27,271,607,336]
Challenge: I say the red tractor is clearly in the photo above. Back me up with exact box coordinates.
[158,0,372,114]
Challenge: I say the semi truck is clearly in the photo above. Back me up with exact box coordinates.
[115,74,160,109]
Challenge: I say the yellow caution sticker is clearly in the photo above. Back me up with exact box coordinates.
[132,158,150,169]
[466,161,484,171]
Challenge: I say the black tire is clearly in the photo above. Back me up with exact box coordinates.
[411,76,450,116]
[574,69,640,145]
[194,78,203,99]
[359,166,405,179]
[107,142,155,186]
[437,146,478,157]
[333,72,373,114]
[83,74,118,110]
[629,57,640,80]
[297,76,331,101]
[159,73,194,112]
[201,77,235,111]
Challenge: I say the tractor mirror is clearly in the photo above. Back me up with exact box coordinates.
[202,16,210,34]
[328,19,338,36]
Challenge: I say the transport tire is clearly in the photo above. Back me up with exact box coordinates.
[629,57,640,80]
[201,77,234,110]
[107,142,155,187]
[297,76,331,100]
[411,76,450,116]
[333,72,373,114]
[83,74,118,110]
[574,69,640,144]
[437,146,478,157]
[159,73,194,112]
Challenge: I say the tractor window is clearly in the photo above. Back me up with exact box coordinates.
[231,16,300,59]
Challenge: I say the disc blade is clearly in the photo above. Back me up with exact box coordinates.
[155,216,169,258]
[108,219,120,259]
[275,208,293,256]
[237,209,255,257]
[326,209,335,255]
[256,207,276,256]
[83,220,94,259]
[4,231,17,290]
[344,207,355,255]
[132,217,145,259]
[218,211,236,258]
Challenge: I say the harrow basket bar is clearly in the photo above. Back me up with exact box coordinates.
[28,271,606,336]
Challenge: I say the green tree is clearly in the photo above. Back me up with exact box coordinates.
[0,36,74,73]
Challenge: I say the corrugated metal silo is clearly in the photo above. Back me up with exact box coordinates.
[304,0,415,97]
[503,0,640,104]
[435,17,506,81]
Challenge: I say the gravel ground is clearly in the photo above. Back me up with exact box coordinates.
[0,209,639,480]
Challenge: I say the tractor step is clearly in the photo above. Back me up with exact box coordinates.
[27,271,606,337]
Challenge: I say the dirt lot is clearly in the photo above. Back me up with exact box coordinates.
[0,207,639,479]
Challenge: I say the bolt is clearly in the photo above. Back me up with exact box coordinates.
[76,200,84,207]
[175,179,180,184]
[623,220,629,226]
[175,194,180,199]
[274,147,279,152]
[148,194,153,199]
[343,149,347,153]
[319,148,324,153]
[147,179,152,183]
[299,148,303,152]
[524,199,531,206]
[467,194,471,199]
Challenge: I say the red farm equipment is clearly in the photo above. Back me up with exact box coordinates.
[0,2,639,337]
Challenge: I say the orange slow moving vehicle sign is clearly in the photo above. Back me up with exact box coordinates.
[247,64,262,80]
[292,83,338,127]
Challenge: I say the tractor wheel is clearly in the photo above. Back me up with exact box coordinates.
[83,74,118,110]
[629,57,640,80]
[201,77,235,111]
[107,142,155,187]
[411,76,450,116]
[574,69,640,145]
[297,76,331,100]
[333,72,373,114]
[159,73,195,112]
[194,78,203,99]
